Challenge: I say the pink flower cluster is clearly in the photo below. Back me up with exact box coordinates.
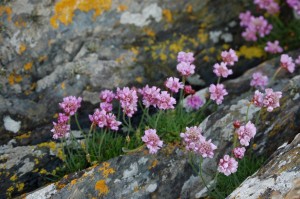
[185,94,204,111]
[89,109,121,131]
[218,155,238,176]
[176,52,196,76]
[239,11,272,41]
[233,147,246,159]
[287,0,300,15]
[142,129,163,154]
[165,77,184,93]
[237,121,257,146]
[280,54,295,73]
[99,90,115,112]
[250,72,268,90]
[254,0,280,15]
[139,86,176,110]
[265,41,283,54]
[116,87,138,117]
[180,126,217,158]
[213,62,233,78]
[221,49,238,66]
[51,120,70,140]
[296,55,300,65]
[59,96,82,116]
[253,89,282,112]
[209,84,228,105]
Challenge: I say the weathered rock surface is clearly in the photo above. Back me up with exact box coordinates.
[228,133,300,199]
[23,54,300,199]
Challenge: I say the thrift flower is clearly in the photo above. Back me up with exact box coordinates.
[142,129,163,154]
[185,94,204,110]
[264,41,283,54]
[180,126,204,152]
[218,155,238,176]
[295,55,300,65]
[177,51,195,64]
[197,138,217,158]
[287,0,300,15]
[59,96,82,116]
[209,84,228,105]
[165,77,184,93]
[138,85,161,108]
[100,90,115,103]
[213,62,233,78]
[51,121,70,139]
[254,0,279,14]
[177,62,195,76]
[89,109,107,128]
[221,49,238,66]
[184,85,195,95]
[157,91,176,110]
[250,72,269,90]
[237,121,256,146]
[233,147,246,159]
[106,113,122,131]
[242,16,272,41]
[116,87,138,117]
[253,90,264,107]
[58,113,69,123]
[263,88,282,112]
[280,54,295,73]
[100,102,113,112]
[239,11,252,27]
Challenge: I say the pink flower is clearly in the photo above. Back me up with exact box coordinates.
[165,77,184,93]
[287,0,300,15]
[253,90,264,107]
[116,87,138,117]
[239,11,252,27]
[100,90,115,103]
[250,72,269,89]
[197,138,217,158]
[263,88,282,112]
[266,2,280,15]
[100,102,113,112]
[59,96,82,116]
[242,16,272,41]
[177,62,195,76]
[142,129,163,154]
[185,94,204,110]
[280,54,295,73]
[184,85,195,95]
[58,113,69,123]
[89,109,107,128]
[237,121,256,146]
[242,27,257,41]
[264,41,283,54]
[233,147,246,159]
[177,51,195,64]
[106,113,122,131]
[213,62,233,78]
[221,49,238,66]
[180,126,204,152]
[295,55,300,65]
[138,85,161,108]
[157,91,176,110]
[51,121,70,139]
[254,0,280,15]
[218,155,238,176]
[209,84,228,105]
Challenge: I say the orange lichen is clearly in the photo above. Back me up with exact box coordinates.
[0,6,12,21]
[8,73,22,85]
[186,4,193,13]
[95,180,109,196]
[16,132,31,140]
[14,17,27,28]
[203,55,209,62]
[162,9,173,23]
[117,4,128,12]
[38,55,48,63]
[18,43,27,55]
[24,62,33,71]
[148,159,158,169]
[70,179,77,185]
[50,0,112,28]
[61,82,65,90]
[144,28,156,37]
[99,162,115,178]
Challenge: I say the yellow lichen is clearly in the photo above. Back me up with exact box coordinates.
[18,43,27,55]
[131,47,139,55]
[186,4,193,13]
[148,159,158,169]
[197,29,208,43]
[203,55,209,62]
[24,62,33,71]
[144,28,156,37]
[50,0,112,28]
[61,82,65,90]
[7,186,14,193]
[0,6,12,21]
[162,9,173,23]
[135,76,143,84]
[117,4,128,12]
[160,53,167,61]
[95,180,109,196]
[16,132,31,140]
[39,169,47,174]
[34,158,39,164]
[16,183,24,192]
[10,174,17,181]
[99,162,115,178]
[237,45,265,59]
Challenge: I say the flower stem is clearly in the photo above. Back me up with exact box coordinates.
[245,102,251,122]
[217,77,221,84]
[154,110,162,129]
[270,67,282,85]
[199,157,211,193]
[75,113,83,133]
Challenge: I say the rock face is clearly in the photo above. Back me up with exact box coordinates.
[228,133,300,199]
[23,54,300,199]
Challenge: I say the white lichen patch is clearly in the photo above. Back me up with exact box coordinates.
[221,33,233,43]
[230,99,260,120]
[18,158,35,176]
[293,93,299,100]
[209,31,222,43]
[26,183,57,199]
[123,162,138,179]
[3,116,21,133]
[146,183,157,193]
[120,3,162,27]
[138,157,148,165]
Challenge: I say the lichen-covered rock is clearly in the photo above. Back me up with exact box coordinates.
[228,133,300,199]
